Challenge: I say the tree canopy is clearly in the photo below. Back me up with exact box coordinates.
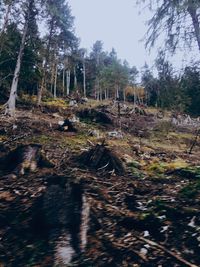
[139,0,200,53]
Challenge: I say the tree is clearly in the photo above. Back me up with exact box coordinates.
[141,63,158,106]
[90,41,105,100]
[37,0,77,105]
[139,0,200,53]
[5,0,37,116]
[79,48,87,97]
[0,24,21,101]
[155,51,180,109]
[181,66,200,115]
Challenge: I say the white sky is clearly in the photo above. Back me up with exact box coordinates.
[68,0,199,71]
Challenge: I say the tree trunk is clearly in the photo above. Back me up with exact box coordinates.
[50,61,55,94]
[115,85,119,100]
[123,88,126,102]
[5,2,31,116]
[188,5,200,52]
[100,87,102,101]
[104,89,107,100]
[54,63,58,98]
[66,69,70,96]
[62,64,65,97]
[37,19,54,106]
[134,86,137,106]
[83,61,86,97]
[74,66,77,89]
[96,78,100,101]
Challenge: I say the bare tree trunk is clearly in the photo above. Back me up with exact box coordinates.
[96,78,100,101]
[62,64,65,97]
[188,5,200,52]
[50,61,55,94]
[5,3,30,116]
[115,85,119,100]
[134,86,138,106]
[66,69,70,96]
[123,88,126,102]
[74,66,77,89]
[83,60,86,97]
[100,87,102,101]
[104,89,107,100]
[54,63,58,98]
[37,19,54,106]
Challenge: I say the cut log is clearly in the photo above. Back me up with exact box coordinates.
[0,144,54,175]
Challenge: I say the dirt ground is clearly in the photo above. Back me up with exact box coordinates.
[0,100,200,267]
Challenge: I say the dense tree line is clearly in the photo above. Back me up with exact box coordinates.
[0,0,200,116]
[0,0,139,115]
[138,0,200,116]
[141,55,200,116]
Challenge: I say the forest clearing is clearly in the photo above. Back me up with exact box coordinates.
[1,0,200,266]
[0,99,200,266]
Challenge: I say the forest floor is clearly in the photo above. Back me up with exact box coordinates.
[0,98,200,267]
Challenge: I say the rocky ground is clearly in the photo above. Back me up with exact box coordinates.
[0,99,200,267]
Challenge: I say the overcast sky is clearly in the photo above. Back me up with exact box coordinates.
[68,0,199,71]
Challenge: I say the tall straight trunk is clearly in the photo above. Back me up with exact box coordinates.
[100,87,102,101]
[188,5,200,52]
[5,1,31,116]
[104,89,107,100]
[96,91,100,101]
[50,62,55,94]
[66,69,70,96]
[37,19,54,106]
[74,66,77,89]
[83,61,86,97]
[54,63,58,98]
[96,78,100,101]
[62,65,65,97]
[134,87,137,106]
[123,88,126,102]
[115,85,119,100]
